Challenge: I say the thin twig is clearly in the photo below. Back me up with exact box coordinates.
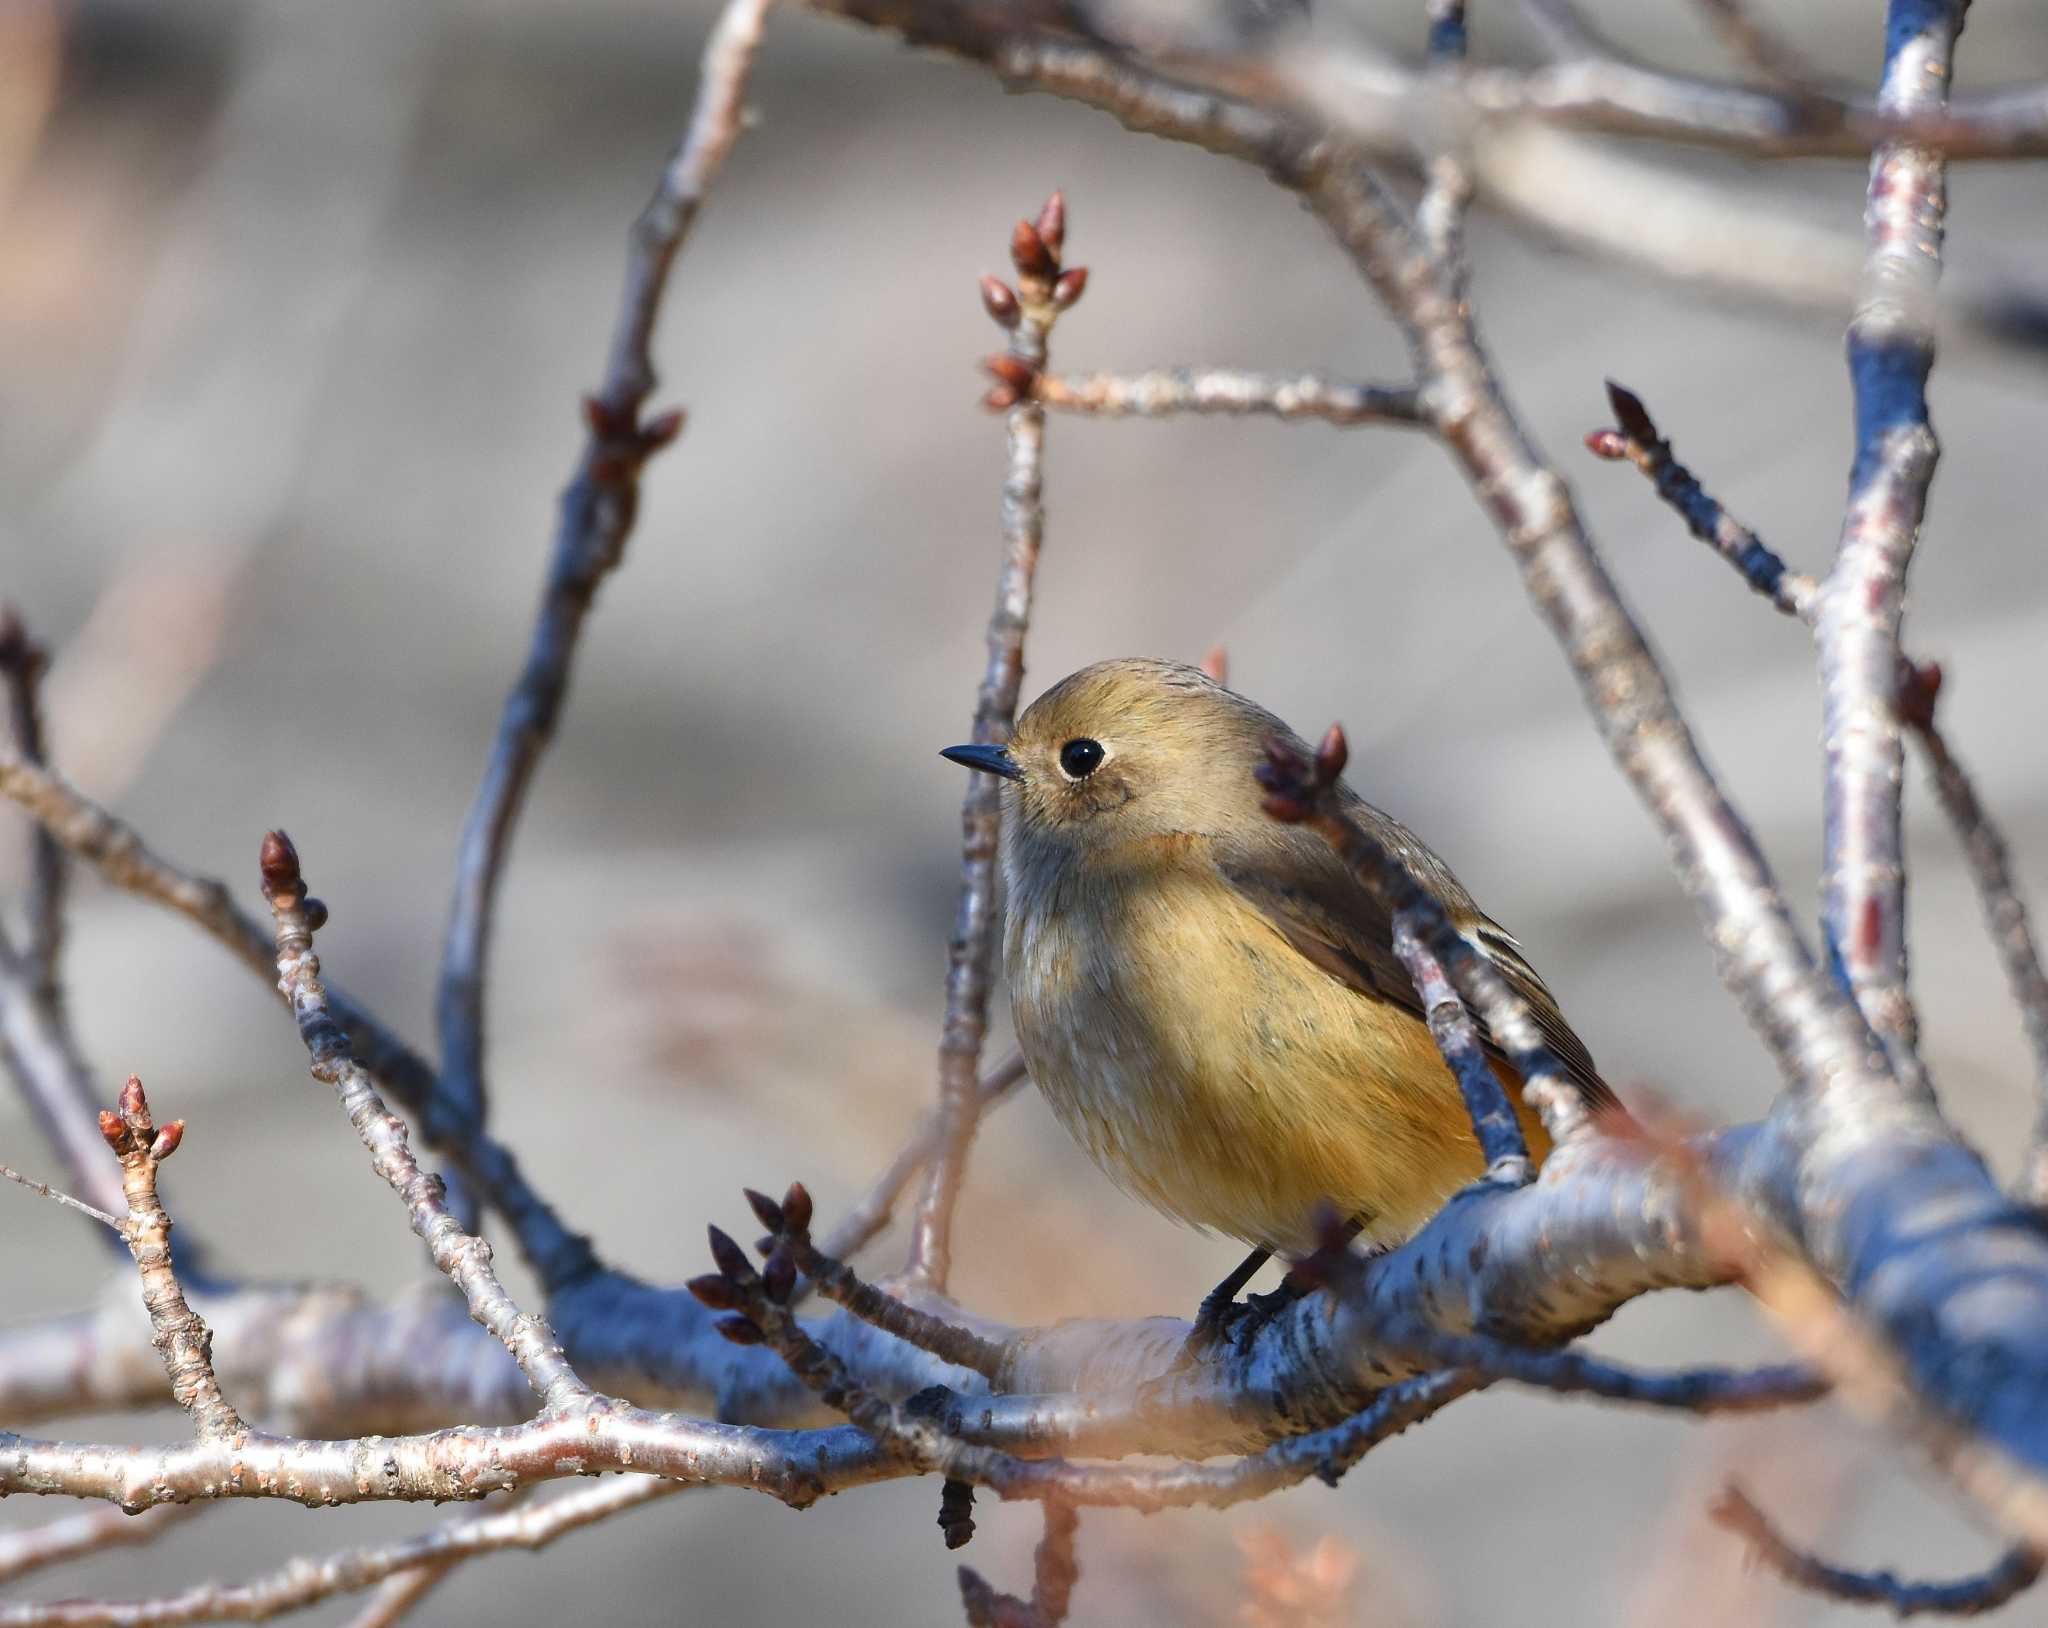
[1031,369,1422,425]
[1713,1485,2043,1617]
[433,0,774,1155]
[0,607,64,1000]
[0,1505,200,1588]
[1389,914,1531,1179]
[0,1162,124,1232]
[0,748,599,1291]
[1814,0,1966,1095]
[1585,381,1818,621]
[0,1480,682,1628]
[0,611,126,1226]
[959,1500,1080,1627]
[1257,725,1587,1149]
[99,1077,244,1439]
[262,832,592,1414]
[911,194,1075,1290]
[1416,0,1475,284]
[1896,663,2048,1206]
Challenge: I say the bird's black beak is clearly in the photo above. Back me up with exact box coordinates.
[940,742,1024,781]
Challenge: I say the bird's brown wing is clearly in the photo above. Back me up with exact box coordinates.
[1209,801,1616,1112]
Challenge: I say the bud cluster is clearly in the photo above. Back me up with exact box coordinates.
[977,190,1088,410]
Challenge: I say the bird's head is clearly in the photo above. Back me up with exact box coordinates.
[941,657,1301,854]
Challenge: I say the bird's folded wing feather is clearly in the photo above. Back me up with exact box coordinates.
[1209,808,1616,1112]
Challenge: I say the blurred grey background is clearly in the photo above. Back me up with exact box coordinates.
[3,0,2047,1622]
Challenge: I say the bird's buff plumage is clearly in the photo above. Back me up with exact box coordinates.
[955,657,1611,1256]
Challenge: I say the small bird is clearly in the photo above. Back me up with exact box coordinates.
[942,658,1613,1342]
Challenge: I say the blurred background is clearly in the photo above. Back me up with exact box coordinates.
[3,0,2047,1622]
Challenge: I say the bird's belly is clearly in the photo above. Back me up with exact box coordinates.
[1009,883,1541,1254]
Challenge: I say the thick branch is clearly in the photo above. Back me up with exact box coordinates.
[1814,0,1964,1092]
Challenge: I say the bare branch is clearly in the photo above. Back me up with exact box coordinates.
[0,1479,681,1628]
[1032,368,1422,425]
[1813,0,1966,1097]
[1388,914,1531,1178]
[0,611,126,1226]
[1713,1485,2043,1617]
[0,607,64,1000]
[1585,381,1818,621]
[263,832,592,1414]
[1258,723,1583,1152]
[434,0,773,1155]
[958,1499,1080,1627]
[0,1504,199,1587]
[910,194,1073,1290]
[0,749,599,1291]
[0,1161,124,1232]
[99,1077,243,1439]
[1895,664,2048,1207]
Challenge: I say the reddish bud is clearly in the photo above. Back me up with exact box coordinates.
[581,394,630,440]
[1009,219,1054,279]
[1199,645,1229,684]
[978,276,1020,330]
[1603,380,1657,444]
[1314,722,1349,784]
[1584,429,1629,460]
[1034,190,1066,257]
[302,898,329,932]
[743,1187,785,1234]
[1051,266,1088,308]
[981,385,1020,412]
[762,1245,797,1304]
[120,1075,148,1126]
[150,1120,185,1162]
[982,354,1035,392]
[686,1273,741,1311]
[781,1181,813,1237]
[259,831,301,898]
[1896,659,1943,730]
[99,1109,128,1153]
[706,1224,753,1283]
[715,1315,765,1346]
[642,408,685,450]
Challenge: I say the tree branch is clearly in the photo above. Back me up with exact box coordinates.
[432,0,773,1157]
[1713,1485,2043,1618]
[910,194,1075,1289]
[1814,0,1964,1095]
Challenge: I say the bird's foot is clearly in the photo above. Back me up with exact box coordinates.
[1179,1279,1305,1366]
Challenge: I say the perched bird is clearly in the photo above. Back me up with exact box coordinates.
[942,657,1613,1341]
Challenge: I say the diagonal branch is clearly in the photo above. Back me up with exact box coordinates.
[263,832,592,1415]
[432,0,774,1154]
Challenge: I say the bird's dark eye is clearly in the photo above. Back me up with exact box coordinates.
[1059,738,1105,779]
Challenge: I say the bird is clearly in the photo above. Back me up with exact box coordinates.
[940,657,1614,1346]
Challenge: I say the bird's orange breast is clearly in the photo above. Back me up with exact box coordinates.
[1006,837,1550,1253]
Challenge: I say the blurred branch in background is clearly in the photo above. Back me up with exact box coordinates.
[2,0,2048,1624]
